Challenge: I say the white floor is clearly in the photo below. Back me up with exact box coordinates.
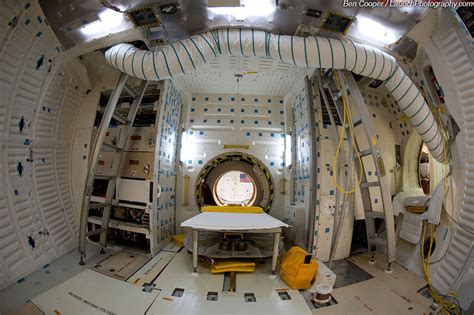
[0,243,107,314]
[1,245,434,315]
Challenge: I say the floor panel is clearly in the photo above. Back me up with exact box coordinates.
[31,269,161,315]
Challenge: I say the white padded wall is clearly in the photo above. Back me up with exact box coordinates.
[177,93,287,225]
[0,0,86,289]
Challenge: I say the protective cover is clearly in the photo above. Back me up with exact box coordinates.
[180,212,289,231]
[281,246,318,290]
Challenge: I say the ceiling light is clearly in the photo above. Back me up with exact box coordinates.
[80,9,126,38]
[208,0,276,20]
[355,16,398,46]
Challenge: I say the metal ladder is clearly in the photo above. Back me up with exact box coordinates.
[78,73,148,265]
[321,70,396,271]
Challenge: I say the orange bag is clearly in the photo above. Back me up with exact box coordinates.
[280,246,318,289]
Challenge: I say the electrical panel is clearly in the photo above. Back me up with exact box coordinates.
[119,151,154,180]
[96,151,118,177]
[125,126,157,152]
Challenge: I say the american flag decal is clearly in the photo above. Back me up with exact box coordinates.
[239,173,251,183]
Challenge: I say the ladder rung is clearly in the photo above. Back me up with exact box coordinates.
[123,84,138,98]
[368,237,386,247]
[357,149,373,158]
[89,202,111,209]
[86,228,106,237]
[112,112,130,125]
[365,211,385,219]
[103,142,123,151]
[361,181,379,188]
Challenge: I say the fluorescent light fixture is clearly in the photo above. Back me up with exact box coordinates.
[356,16,398,46]
[80,9,126,37]
[180,131,190,163]
[285,134,292,167]
[208,0,275,20]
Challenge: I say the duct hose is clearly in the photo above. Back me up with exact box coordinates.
[105,28,446,163]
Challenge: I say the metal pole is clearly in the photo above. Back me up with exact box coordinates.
[271,231,281,275]
[305,76,319,254]
[192,229,199,272]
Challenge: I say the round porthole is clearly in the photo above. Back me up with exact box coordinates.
[195,152,274,212]
[213,170,257,206]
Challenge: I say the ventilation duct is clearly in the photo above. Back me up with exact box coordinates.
[104,28,446,163]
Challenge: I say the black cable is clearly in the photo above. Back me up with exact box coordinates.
[442,207,474,235]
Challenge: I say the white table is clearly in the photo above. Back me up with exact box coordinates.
[181,212,290,275]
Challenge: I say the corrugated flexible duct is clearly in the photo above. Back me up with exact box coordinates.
[105,28,446,163]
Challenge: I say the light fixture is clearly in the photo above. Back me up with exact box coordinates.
[80,9,127,38]
[355,16,398,46]
[285,134,292,167]
[208,0,276,20]
[180,131,189,163]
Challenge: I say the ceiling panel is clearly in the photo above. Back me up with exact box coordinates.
[39,0,431,50]
[173,55,308,96]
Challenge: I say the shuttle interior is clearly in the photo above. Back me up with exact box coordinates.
[0,0,473,314]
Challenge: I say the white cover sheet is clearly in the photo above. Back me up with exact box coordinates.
[181,212,290,231]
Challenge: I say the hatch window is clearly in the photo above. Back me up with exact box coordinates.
[213,171,256,206]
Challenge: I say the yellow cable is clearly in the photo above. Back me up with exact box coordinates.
[331,72,363,194]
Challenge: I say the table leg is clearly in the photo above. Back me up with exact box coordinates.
[271,231,281,275]
[192,229,199,273]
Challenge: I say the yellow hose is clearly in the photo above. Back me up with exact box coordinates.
[331,72,363,194]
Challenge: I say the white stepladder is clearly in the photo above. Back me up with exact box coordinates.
[321,70,396,272]
[78,73,148,265]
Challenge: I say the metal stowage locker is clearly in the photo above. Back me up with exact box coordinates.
[321,70,396,271]
[78,73,148,265]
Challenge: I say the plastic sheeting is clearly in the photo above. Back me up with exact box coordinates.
[104,28,446,163]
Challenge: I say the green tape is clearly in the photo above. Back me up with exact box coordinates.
[338,39,346,69]
[161,49,172,78]
[375,53,385,80]
[178,41,196,70]
[189,37,206,63]
[171,44,185,74]
[314,36,321,68]
[239,28,244,55]
[389,71,406,94]
[199,34,217,57]
[360,45,368,74]
[419,118,436,136]
[328,38,334,69]
[407,101,425,119]
[349,40,358,71]
[291,36,296,65]
[252,29,256,56]
[425,127,439,144]
[367,48,377,78]
[414,110,431,128]
[278,34,283,62]
[151,51,160,80]
[227,28,232,55]
[395,81,414,102]
[122,46,133,72]
[141,51,148,80]
[131,51,137,77]
[384,63,399,84]
[401,90,420,111]
[304,37,308,67]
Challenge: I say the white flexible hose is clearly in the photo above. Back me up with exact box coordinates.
[105,28,446,163]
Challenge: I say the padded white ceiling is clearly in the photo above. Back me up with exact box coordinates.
[173,55,309,96]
